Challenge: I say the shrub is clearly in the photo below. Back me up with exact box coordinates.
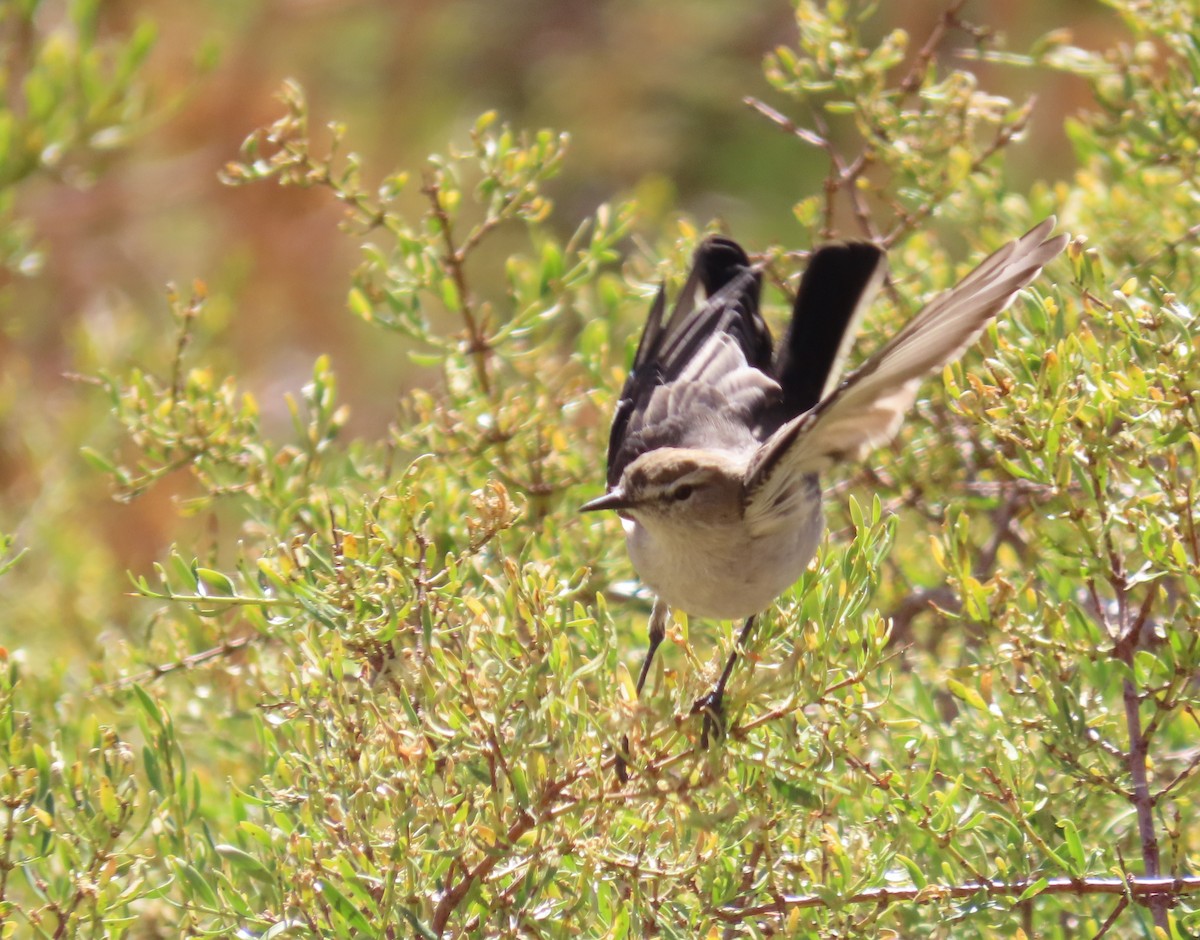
[1,1,1198,936]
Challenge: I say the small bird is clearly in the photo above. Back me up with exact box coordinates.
[582,219,1066,776]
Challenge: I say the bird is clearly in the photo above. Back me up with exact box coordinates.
[581,218,1067,779]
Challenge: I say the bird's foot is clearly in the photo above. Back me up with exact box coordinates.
[690,688,726,749]
[615,734,631,784]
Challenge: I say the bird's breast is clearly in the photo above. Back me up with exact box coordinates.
[624,497,824,621]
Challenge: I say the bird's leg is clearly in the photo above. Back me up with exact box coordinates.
[691,614,757,748]
[617,598,669,783]
[635,599,668,697]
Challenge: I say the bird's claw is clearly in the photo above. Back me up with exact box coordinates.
[691,689,726,749]
[615,734,631,784]
[619,688,728,780]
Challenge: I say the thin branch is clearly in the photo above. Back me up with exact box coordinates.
[1114,586,1157,658]
[881,97,1036,249]
[168,285,203,406]
[808,105,888,255]
[429,774,578,935]
[1184,480,1199,566]
[742,96,826,149]
[89,634,257,695]
[1044,741,1132,800]
[1113,585,1168,929]
[1090,896,1129,939]
[421,173,492,397]
[896,0,970,97]
[715,875,1200,923]
[1125,218,1200,276]
[1084,726,1127,763]
[1155,742,1200,804]
[734,646,909,738]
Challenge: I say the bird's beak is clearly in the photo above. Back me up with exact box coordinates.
[579,488,633,513]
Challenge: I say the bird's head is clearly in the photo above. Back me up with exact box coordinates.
[580,448,746,531]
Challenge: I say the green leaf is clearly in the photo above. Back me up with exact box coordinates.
[262,921,307,939]
[1017,877,1048,902]
[895,855,926,889]
[770,775,819,807]
[97,775,121,822]
[79,446,116,474]
[216,844,274,884]
[1057,818,1086,874]
[132,684,164,729]
[947,678,988,712]
[396,906,439,940]
[348,286,374,321]
[318,878,374,934]
[142,745,162,794]
[194,566,235,596]
[174,858,219,907]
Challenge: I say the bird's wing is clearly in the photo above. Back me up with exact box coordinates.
[606,237,778,487]
[744,217,1068,531]
[768,241,888,426]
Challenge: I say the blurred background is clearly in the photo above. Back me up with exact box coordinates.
[0,0,1117,654]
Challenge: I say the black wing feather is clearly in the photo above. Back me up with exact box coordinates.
[770,242,887,423]
[605,237,769,486]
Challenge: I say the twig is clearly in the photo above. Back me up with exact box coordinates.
[1157,711,1200,802]
[421,173,492,397]
[1090,896,1129,939]
[429,774,577,935]
[1125,218,1200,276]
[743,96,884,246]
[742,96,826,149]
[714,875,1200,922]
[1112,585,1168,929]
[90,634,257,694]
[881,97,1036,249]
[735,646,909,737]
[168,285,204,406]
[896,0,969,97]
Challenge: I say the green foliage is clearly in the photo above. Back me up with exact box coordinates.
[763,0,1040,244]
[1,1,1199,937]
[0,0,159,276]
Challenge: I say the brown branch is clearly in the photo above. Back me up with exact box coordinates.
[608,647,909,790]
[1126,218,1200,276]
[1086,577,1112,637]
[1184,480,1199,566]
[734,646,909,738]
[1084,726,1127,763]
[1114,586,1156,658]
[421,173,492,397]
[168,285,203,405]
[808,106,884,247]
[884,482,1032,636]
[1044,741,1132,800]
[881,96,1036,249]
[896,0,969,97]
[742,96,827,149]
[89,634,257,695]
[1158,747,1200,804]
[457,174,543,259]
[715,875,1200,923]
[1090,896,1129,939]
[429,773,578,935]
[0,786,16,909]
[748,0,970,240]
[959,479,1065,499]
[1158,709,1200,803]
[1111,585,1168,929]
[743,96,885,258]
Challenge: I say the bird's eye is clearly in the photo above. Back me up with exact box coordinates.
[672,484,694,502]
